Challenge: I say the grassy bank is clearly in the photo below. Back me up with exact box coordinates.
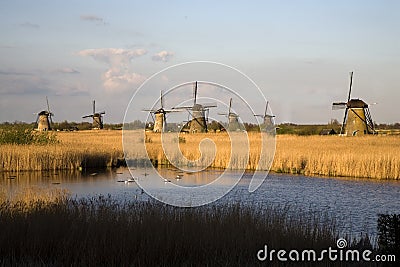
[1,188,370,266]
[1,131,400,179]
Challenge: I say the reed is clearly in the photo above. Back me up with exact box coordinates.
[0,193,350,266]
[0,130,124,171]
[1,131,399,179]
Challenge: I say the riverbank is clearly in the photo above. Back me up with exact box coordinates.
[1,131,399,179]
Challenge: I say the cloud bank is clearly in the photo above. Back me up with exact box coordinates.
[152,50,174,62]
[78,48,147,92]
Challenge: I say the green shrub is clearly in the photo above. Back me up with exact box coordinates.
[0,128,58,145]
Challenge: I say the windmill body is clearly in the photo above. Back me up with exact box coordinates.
[143,91,178,133]
[82,100,105,129]
[190,104,208,133]
[37,111,51,131]
[173,81,216,133]
[332,72,375,136]
[255,101,275,132]
[219,98,242,132]
[35,97,54,131]
[153,110,166,133]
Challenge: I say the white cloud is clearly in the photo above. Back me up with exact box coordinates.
[80,15,107,25]
[152,50,174,62]
[55,67,80,74]
[77,48,147,92]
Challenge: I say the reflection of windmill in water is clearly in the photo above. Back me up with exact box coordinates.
[218,98,243,131]
[143,90,178,132]
[173,81,217,133]
[35,96,54,131]
[332,72,375,136]
[255,101,275,131]
[82,100,105,129]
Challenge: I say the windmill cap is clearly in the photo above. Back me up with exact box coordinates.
[348,99,368,108]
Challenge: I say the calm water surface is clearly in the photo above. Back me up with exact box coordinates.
[2,167,399,236]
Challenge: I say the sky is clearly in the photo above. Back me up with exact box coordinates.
[0,0,399,124]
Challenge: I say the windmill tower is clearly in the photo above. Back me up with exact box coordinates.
[173,81,217,133]
[82,100,105,129]
[35,96,54,131]
[332,72,375,136]
[255,101,275,132]
[143,90,178,132]
[218,98,242,131]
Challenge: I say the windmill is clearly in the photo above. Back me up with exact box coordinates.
[332,72,375,136]
[82,100,105,129]
[173,81,217,133]
[255,101,275,131]
[35,96,54,131]
[143,90,179,132]
[218,98,242,131]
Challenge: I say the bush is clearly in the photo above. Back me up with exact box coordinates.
[0,128,58,145]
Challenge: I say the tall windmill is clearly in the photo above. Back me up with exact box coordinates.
[35,96,54,131]
[255,101,275,131]
[218,98,242,131]
[332,72,375,136]
[173,81,217,133]
[82,100,105,129]
[143,90,178,132]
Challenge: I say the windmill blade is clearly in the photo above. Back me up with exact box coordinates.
[99,111,105,115]
[164,109,181,113]
[228,98,232,115]
[172,106,193,110]
[160,90,164,109]
[218,112,228,116]
[340,108,349,135]
[347,71,353,102]
[332,102,347,110]
[142,108,158,112]
[193,81,198,106]
[82,114,94,118]
[201,103,217,108]
[49,113,54,125]
[264,101,269,117]
[93,100,96,115]
[35,114,39,127]
[46,96,51,113]
[163,113,167,131]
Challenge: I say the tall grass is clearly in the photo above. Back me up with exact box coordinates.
[144,132,400,180]
[1,131,400,179]
[0,190,349,266]
[0,131,124,171]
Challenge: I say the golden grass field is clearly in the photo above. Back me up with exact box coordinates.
[1,130,400,179]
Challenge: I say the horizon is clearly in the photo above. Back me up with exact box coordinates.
[1,1,399,124]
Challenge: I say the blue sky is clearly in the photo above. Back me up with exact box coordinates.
[0,0,399,124]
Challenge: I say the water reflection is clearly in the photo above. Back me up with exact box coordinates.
[1,168,400,236]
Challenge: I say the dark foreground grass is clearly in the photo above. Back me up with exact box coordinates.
[0,195,375,266]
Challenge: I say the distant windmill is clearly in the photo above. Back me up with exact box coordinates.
[255,101,275,131]
[173,81,217,133]
[35,96,54,131]
[143,90,179,132]
[218,98,242,131]
[332,72,375,136]
[82,100,105,129]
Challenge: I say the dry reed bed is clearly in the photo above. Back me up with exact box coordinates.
[0,131,124,171]
[0,188,346,266]
[144,133,400,180]
[1,131,400,179]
